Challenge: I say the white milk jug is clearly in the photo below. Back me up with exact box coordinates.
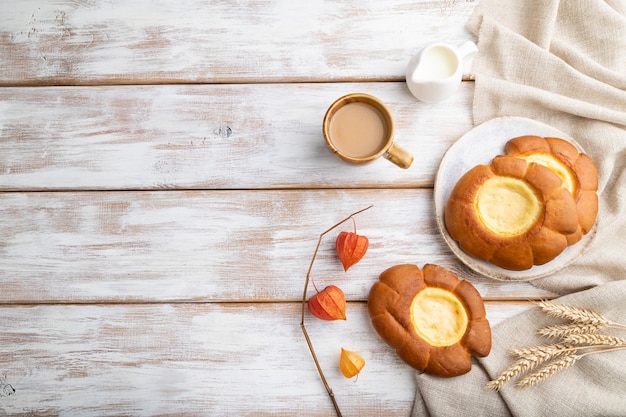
[405,41,478,103]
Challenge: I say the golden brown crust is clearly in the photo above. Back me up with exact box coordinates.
[367,264,491,377]
[504,135,550,154]
[444,155,578,270]
[505,135,599,244]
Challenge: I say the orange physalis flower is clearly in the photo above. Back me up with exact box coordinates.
[307,285,346,321]
[336,218,369,271]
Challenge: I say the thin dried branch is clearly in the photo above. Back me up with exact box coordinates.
[300,205,373,417]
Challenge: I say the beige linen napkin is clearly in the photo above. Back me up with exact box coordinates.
[467,0,626,295]
[412,0,626,415]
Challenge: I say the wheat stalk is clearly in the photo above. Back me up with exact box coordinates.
[487,344,570,391]
[537,301,626,331]
[486,301,626,390]
[515,355,580,388]
[563,334,626,346]
[538,323,604,338]
[509,343,570,358]
[486,357,535,391]
[537,301,610,325]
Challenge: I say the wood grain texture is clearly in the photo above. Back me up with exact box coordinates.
[0,189,555,304]
[0,301,531,417]
[0,1,556,415]
[0,0,478,86]
[0,82,473,191]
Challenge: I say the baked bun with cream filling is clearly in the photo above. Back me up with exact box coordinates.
[505,135,598,244]
[368,263,491,377]
[444,155,579,270]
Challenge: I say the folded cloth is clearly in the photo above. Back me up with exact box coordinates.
[466,0,626,295]
[412,282,626,417]
[412,1,626,415]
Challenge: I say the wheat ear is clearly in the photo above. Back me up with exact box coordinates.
[539,323,604,338]
[516,355,579,388]
[487,345,569,391]
[486,357,533,391]
[537,301,626,330]
[563,334,626,346]
[508,343,571,358]
[487,301,626,390]
[537,301,610,325]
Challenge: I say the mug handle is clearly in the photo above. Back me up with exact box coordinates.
[384,143,414,169]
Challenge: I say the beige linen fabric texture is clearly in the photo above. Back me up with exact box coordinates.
[411,1,626,416]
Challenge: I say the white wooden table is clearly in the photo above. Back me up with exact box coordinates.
[0,1,555,415]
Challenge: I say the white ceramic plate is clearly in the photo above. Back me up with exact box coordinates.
[434,116,597,281]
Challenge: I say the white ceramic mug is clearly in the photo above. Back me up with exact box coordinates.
[405,41,478,103]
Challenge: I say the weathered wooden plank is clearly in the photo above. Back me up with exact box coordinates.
[0,82,473,191]
[0,300,531,417]
[0,0,478,86]
[0,189,555,304]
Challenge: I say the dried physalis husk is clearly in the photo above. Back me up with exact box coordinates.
[336,230,369,271]
[339,348,365,378]
[307,285,347,321]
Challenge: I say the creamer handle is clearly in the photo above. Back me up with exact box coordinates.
[458,40,478,59]
[457,41,478,75]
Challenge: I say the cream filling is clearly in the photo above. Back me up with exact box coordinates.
[521,153,575,195]
[410,287,468,347]
[475,176,542,237]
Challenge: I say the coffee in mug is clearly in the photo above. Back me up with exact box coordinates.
[329,101,387,158]
[323,93,413,169]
